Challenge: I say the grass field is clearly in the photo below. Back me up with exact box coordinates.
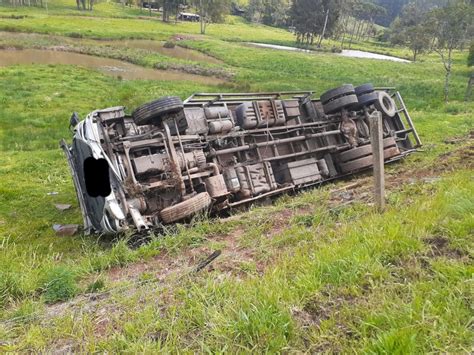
[0,1,473,352]
[0,0,417,59]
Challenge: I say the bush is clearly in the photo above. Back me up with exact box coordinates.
[163,40,176,48]
[41,267,78,304]
[86,278,106,293]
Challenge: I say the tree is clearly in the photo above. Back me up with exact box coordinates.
[162,0,181,22]
[245,0,265,22]
[76,0,93,10]
[468,42,474,67]
[195,0,231,34]
[2,0,46,8]
[374,0,409,26]
[262,0,290,26]
[76,0,85,10]
[334,1,387,49]
[390,2,431,61]
[289,0,342,45]
[246,0,290,27]
[429,1,473,102]
[337,0,358,48]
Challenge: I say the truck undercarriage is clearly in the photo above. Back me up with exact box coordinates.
[61,83,421,234]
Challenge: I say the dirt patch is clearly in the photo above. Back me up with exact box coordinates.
[171,34,205,41]
[298,290,356,328]
[292,286,360,352]
[423,236,468,259]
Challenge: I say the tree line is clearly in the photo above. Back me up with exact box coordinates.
[245,0,472,101]
[390,0,473,101]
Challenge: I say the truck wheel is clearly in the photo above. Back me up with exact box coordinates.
[322,94,359,114]
[339,155,374,174]
[159,192,212,224]
[320,84,355,105]
[354,83,374,96]
[132,96,183,126]
[374,91,396,117]
[338,137,397,163]
[357,91,378,107]
[338,141,400,174]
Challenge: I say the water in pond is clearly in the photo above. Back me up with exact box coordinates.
[339,50,410,63]
[248,42,410,63]
[100,39,223,64]
[248,42,314,53]
[0,32,222,65]
[0,49,225,85]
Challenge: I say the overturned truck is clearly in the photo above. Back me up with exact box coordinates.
[61,84,421,234]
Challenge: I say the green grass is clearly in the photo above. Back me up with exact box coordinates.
[0,1,473,351]
[0,0,150,18]
[0,9,296,43]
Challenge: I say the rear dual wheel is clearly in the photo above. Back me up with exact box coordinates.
[354,83,378,108]
[338,137,400,173]
[354,83,397,117]
[320,84,358,114]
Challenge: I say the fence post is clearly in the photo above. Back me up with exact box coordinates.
[369,111,385,212]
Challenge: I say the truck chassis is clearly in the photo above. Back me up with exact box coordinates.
[61,84,421,234]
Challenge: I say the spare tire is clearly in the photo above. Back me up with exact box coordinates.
[354,83,374,96]
[132,96,183,126]
[374,91,396,117]
[320,84,355,105]
[160,192,212,224]
[322,94,359,114]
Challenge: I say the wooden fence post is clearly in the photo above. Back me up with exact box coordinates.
[369,111,385,212]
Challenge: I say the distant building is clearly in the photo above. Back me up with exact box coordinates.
[177,12,200,22]
[142,1,159,10]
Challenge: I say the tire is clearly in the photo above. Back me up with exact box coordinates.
[322,94,359,114]
[320,84,355,105]
[339,155,373,174]
[338,143,400,174]
[132,96,183,126]
[354,83,374,96]
[357,91,378,107]
[374,91,396,117]
[159,192,212,224]
[338,137,397,163]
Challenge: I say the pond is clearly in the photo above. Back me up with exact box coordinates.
[0,32,222,65]
[0,48,225,85]
[247,42,411,63]
[339,49,410,63]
